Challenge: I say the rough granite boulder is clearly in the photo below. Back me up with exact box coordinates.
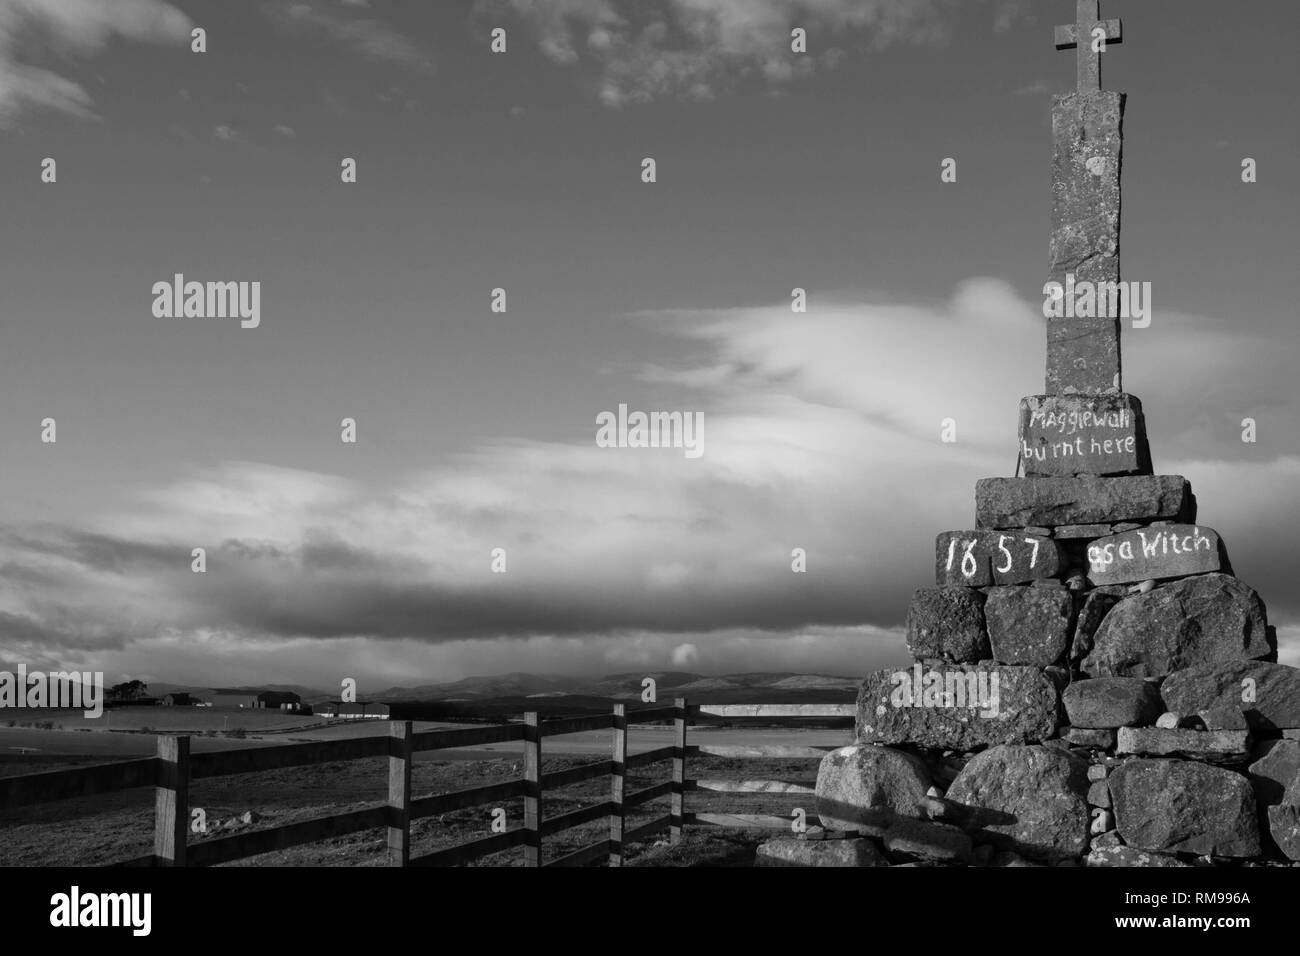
[857,664,1059,750]
[754,838,889,867]
[1110,759,1260,858]
[1284,771,1300,805]
[1248,740,1300,807]
[814,744,932,835]
[881,817,974,865]
[1065,727,1116,749]
[1062,677,1162,728]
[1196,705,1249,731]
[905,587,989,664]
[1161,661,1300,732]
[1267,805,1300,862]
[975,475,1194,529]
[1082,574,1272,678]
[1115,727,1250,760]
[1070,586,1126,665]
[985,586,1075,666]
[945,744,1090,861]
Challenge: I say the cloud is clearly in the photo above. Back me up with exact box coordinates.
[273,123,297,137]
[2,281,1297,682]
[474,0,1032,105]
[0,0,192,128]
[264,0,433,74]
[671,642,699,666]
[992,0,1031,34]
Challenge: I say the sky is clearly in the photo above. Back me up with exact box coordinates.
[0,0,1298,691]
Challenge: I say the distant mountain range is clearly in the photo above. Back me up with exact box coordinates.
[367,671,858,703]
[140,672,859,706]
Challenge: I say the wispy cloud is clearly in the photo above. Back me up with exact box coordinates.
[0,0,192,129]
[474,0,1033,106]
[264,0,433,74]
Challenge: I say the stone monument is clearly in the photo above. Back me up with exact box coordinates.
[764,2,1300,867]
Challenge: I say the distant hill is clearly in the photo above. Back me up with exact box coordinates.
[129,671,858,721]
[366,671,859,705]
[369,672,577,701]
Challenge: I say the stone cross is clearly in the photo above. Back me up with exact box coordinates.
[1045,0,1126,396]
[1055,0,1123,92]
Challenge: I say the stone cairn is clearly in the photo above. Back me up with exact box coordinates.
[759,1,1300,868]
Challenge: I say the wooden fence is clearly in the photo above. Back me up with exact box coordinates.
[0,699,854,866]
[681,703,854,833]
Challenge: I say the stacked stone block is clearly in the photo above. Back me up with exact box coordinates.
[790,399,1299,867]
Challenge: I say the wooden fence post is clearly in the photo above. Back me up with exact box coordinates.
[154,735,190,867]
[671,698,687,845]
[387,720,413,866]
[609,703,627,866]
[524,712,542,867]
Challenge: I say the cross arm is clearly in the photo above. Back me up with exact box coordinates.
[1055,19,1122,49]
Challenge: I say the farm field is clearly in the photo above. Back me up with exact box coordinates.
[1,704,851,867]
[3,706,334,735]
[0,740,838,866]
[0,712,851,760]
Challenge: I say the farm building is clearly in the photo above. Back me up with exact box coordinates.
[317,701,389,719]
[213,689,260,709]
[161,692,200,706]
[316,700,450,721]
[212,689,302,711]
[259,691,302,711]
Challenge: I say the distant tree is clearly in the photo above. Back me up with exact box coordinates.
[109,680,149,702]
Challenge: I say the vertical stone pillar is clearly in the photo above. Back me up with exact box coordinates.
[1047,91,1125,395]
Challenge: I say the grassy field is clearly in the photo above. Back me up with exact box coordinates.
[0,748,819,867]
[0,712,848,867]
[2,706,332,735]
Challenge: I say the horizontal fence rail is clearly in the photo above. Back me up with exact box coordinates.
[0,757,159,810]
[410,779,527,819]
[187,806,390,868]
[188,736,389,780]
[0,697,853,865]
[685,812,799,830]
[689,704,855,719]
[691,779,814,794]
[677,699,853,842]
[411,828,530,868]
[689,744,836,759]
